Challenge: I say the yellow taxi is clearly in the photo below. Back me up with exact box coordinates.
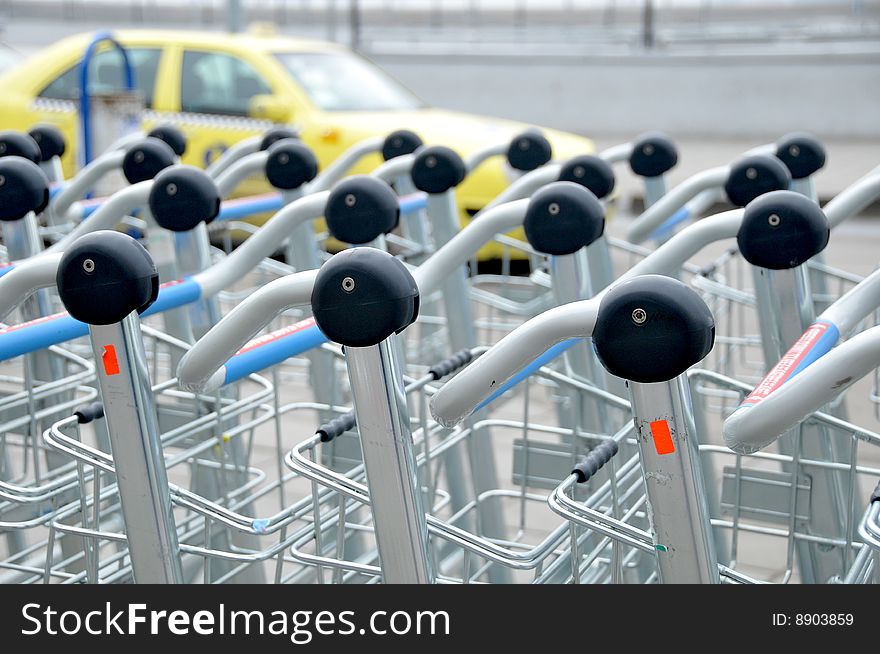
[0,29,595,257]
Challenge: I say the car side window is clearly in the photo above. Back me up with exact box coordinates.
[180,50,271,116]
[39,48,162,108]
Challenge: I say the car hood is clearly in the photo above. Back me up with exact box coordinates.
[309,107,593,160]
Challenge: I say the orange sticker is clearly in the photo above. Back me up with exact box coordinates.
[102,345,120,376]
[649,419,675,455]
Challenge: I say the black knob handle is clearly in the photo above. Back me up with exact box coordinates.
[593,274,715,383]
[411,145,466,194]
[57,231,158,325]
[382,129,423,161]
[629,132,678,178]
[572,439,619,483]
[506,131,552,172]
[324,175,400,245]
[28,124,66,161]
[0,156,50,221]
[736,190,829,270]
[724,154,790,208]
[260,127,299,151]
[147,124,187,157]
[871,479,880,504]
[74,401,105,424]
[557,154,615,199]
[428,349,473,380]
[265,138,318,191]
[317,410,356,442]
[122,137,176,184]
[311,247,419,348]
[775,132,825,180]
[148,165,221,232]
[523,181,605,256]
[0,130,42,164]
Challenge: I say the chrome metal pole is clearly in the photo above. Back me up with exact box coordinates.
[551,252,610,433]
[311,247,430,582]
[281,188,339,427]
[346,340,433,583]
[426,190,478,348]
[426,188,507,580]
[591,274,719,583]
[174,222,220,339]
[1,213,54,319]
[628,377,720,584]
[39,158,64,185]
[145,207,195,371]
[791,175,836,314]
[41,156,67,228]
[585,235,616,299]
[89,315,183,583]
[282,188,320,271]
[643,175,667,209]
[395,175,431,264]
[791,177,818,202]
[175,219,265,584]
[751,265,851,582]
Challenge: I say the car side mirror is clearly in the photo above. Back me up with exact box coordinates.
[249,94,292,124]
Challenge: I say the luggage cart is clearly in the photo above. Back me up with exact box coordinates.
[4,125,878,587]
[181,189,756,584]
[0,170,436,578]
[432,273,880,584]
[13,232,277,583]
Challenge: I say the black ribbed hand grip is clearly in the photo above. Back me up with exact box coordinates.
[317,411,356,442]
[428,349,473,380]
[74,401,105,424]
[572,439,619,483]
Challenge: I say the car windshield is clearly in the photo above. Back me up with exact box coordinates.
[274,51,425,112]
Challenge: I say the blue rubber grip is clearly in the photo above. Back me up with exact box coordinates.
[398,193,427,214]
[0,278,202,361]
[223,322,328,386]
[787,320,840,380]
[217,193,285,222]
[474,338,580,413]
[216,191,428,223]
[80,202,101,219]
[740,319,841,409]
[0,265,13,279]
[650,206,691,241]
[76,190,428,225]
[60,197,131,222]
[141,278,202,318]
[0,314,90,361]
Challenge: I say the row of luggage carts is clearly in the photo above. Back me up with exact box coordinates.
[0,122,878,584]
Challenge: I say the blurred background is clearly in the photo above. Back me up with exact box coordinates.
[0,2,876,134]
[0,0,877,204]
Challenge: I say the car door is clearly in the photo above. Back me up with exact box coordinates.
[31,45,164,177]
[164,47,283,197]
